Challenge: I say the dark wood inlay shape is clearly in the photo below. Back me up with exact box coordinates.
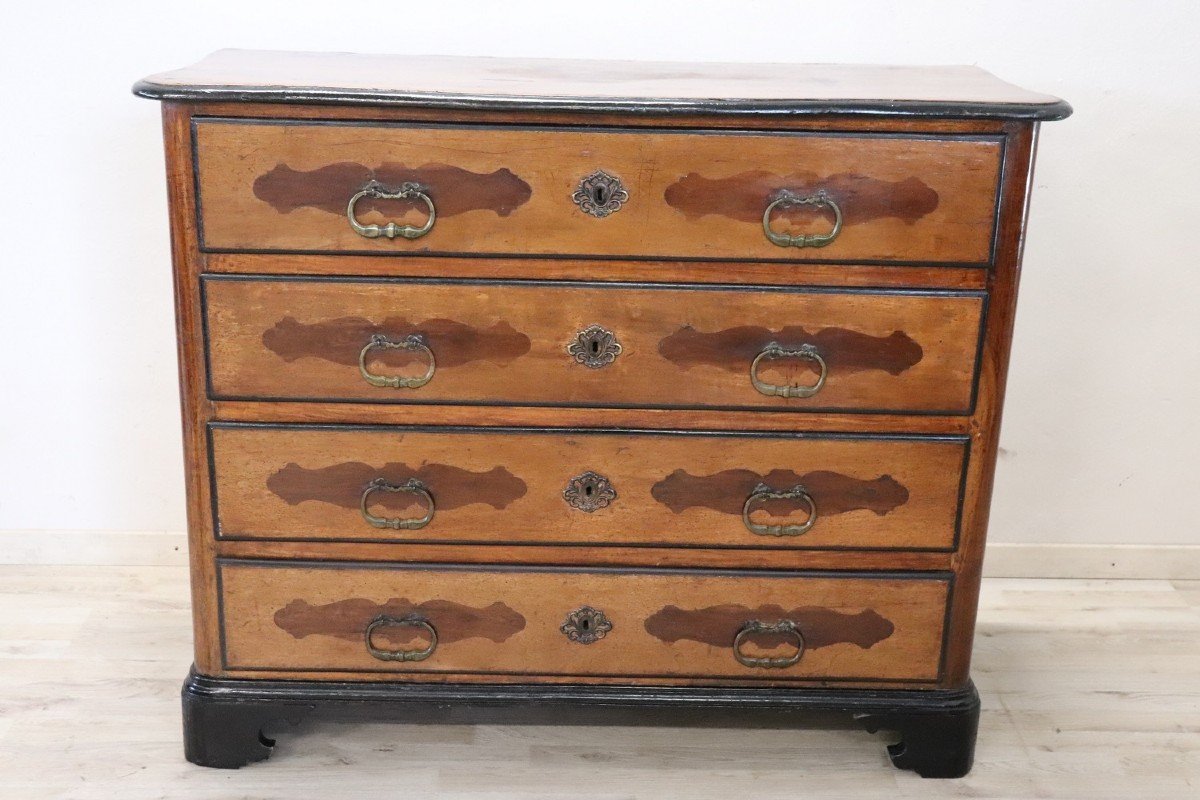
[659,326,923,376]
[663,171,939,225]
[274,598,527,645]
[262,316,532,368]
[644,604,895,650]
[267,462,528,512]
[651,468,909,517]
[253,162,533,217]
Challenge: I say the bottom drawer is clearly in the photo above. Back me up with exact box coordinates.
[219,561,949,683]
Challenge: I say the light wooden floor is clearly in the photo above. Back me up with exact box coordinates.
[1,566,1197,799]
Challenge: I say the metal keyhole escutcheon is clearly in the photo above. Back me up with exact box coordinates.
[560,606,613,644]
[567,324,622,368]
[563,470,617,513]
[572,170,628,217]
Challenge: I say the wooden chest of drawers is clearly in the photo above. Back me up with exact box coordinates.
[135,50,1068,777]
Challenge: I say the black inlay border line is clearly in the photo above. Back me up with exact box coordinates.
[205,420,970,553]
[198,274,988,417]
[187,116,1005,267]
[214,558,953,683]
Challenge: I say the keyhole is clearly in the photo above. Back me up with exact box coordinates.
[592,185,608,205]
[590,339,601,354]
[580,618,591,631]
[584,484,595,497]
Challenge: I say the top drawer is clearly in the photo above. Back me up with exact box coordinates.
[194,119,1002,265]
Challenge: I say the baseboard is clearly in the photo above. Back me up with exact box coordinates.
[1,530,1197,579]
[981,542,1200,580]
[0,529,188,566]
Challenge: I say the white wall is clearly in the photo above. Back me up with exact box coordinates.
[1,1,1197,548]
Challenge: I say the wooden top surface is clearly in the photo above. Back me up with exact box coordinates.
[134,49,1070,120]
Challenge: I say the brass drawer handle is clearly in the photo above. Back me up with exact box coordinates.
[733,620,805,669]
[749,342,827,398]
[347,180,436,240]
[742,482,817,537]
[364,614,438,662]
[359,477,435,530]
[762,189,842,248]
[358,333,436,389]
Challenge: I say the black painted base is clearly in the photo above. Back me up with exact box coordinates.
[181,668,979,778]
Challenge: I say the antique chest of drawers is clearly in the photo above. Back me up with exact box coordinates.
[135,50,1069,777]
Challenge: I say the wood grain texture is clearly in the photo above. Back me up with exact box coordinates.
[210,425,967,550]
[218,560,949,682]
[135,50,1071,120]
[210,399,976,435]
[189,99,1017,133]
[203,277,986,414]
[160,103,222,675]
[203,252,991,290]
[195,120,1002,263]
[941,122,1039,686]
[211,537,955,572]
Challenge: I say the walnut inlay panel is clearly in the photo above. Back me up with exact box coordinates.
[643,604,895,650]
[663,171,939,225]
[211,425,966,550]
[652,469,909,518]
[195,121,1001,263]
[253,162,532,217]
[220,561,950,681]
[658,326,923,376]
[268,462,527,512]
[274,598,527,644]
[263,316,531,369]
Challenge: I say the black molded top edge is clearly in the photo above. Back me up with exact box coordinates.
[131,81,1073,121]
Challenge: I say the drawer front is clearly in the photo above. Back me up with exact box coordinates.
[218,561,949,682]
[195,120,1001,264]
[210,425,966,551]
[204,277,985,414]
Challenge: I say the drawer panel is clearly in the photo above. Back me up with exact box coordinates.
[218,561,949,681]
[195,120,1001,264]
[210,425,967,551]
[203,277,986,414]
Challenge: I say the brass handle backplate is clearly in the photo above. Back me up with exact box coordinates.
[750,342,827,398]
[358,333,436,389]
[347,180,436,240]
[359,477,435,530]
[762,189,842,248]
[742,482,817,537]
[733,620,805,669]
[364,614,438,662]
